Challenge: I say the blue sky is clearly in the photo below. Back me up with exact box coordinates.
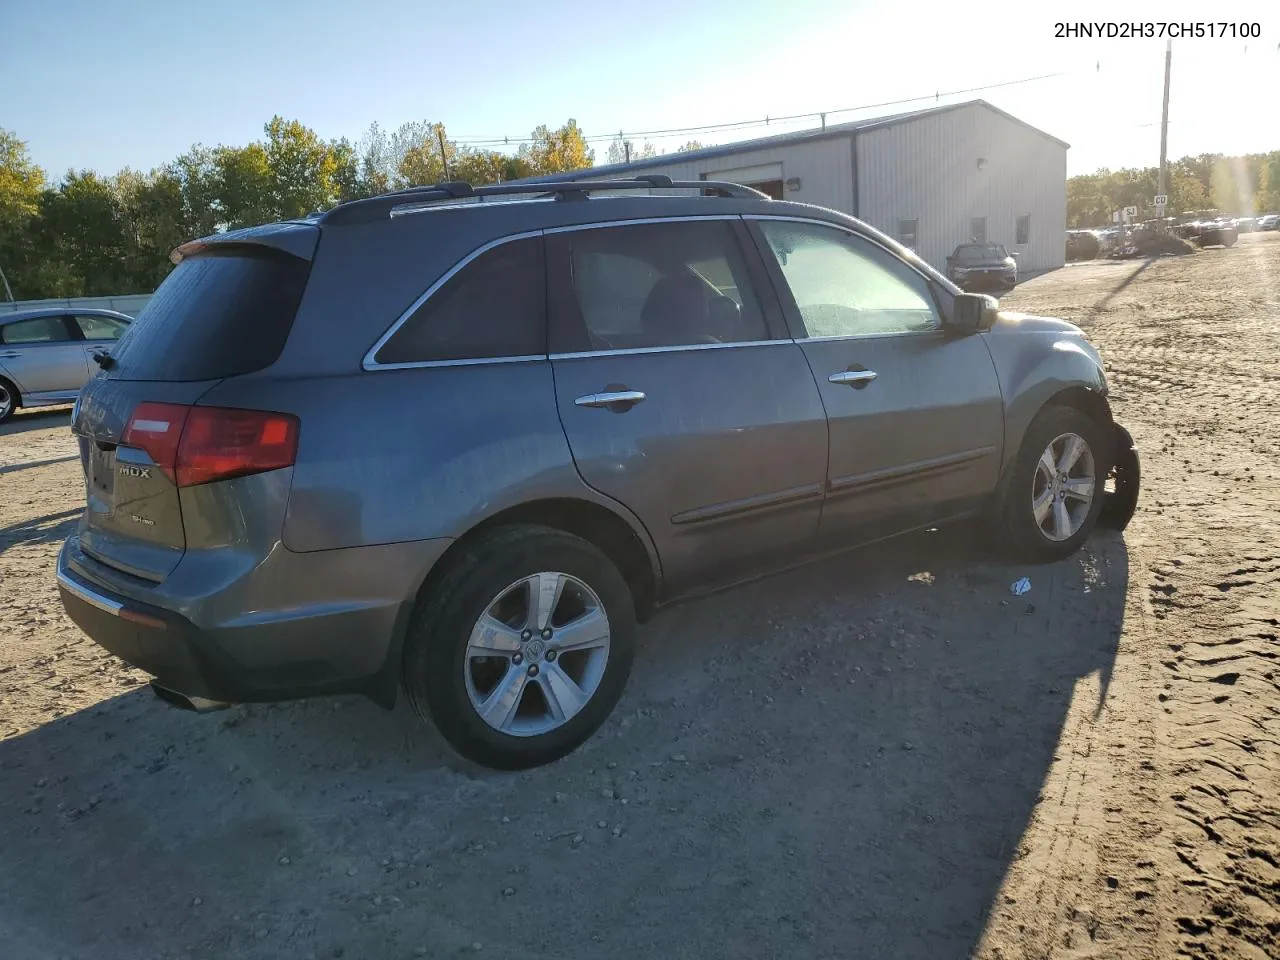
[3,0,1277,180]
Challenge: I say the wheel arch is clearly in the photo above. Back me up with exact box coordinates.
[368,496,661,709]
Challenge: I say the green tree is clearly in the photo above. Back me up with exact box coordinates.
[675,140,705,153]
[113,167,187,290]
[0,130,47,298]
[214,142,274,227]
[263,116,339,218]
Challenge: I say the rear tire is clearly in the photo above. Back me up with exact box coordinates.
[992,405,1110,563]
[0,377,17,424]
[402,524,636,770]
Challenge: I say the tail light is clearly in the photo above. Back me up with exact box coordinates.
[122,403,299,487]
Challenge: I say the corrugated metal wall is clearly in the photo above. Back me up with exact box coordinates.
[579,137,856,214]
[1,294,151,316]
[856,104,1067,274]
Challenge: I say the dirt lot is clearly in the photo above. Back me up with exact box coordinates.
[2,234,1278,960]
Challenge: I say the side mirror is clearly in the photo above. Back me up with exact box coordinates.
[946,292,999,335]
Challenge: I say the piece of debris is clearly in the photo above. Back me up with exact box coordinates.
[1010,577,1031,596]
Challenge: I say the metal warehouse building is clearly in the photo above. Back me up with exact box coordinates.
[529,99,1068,276]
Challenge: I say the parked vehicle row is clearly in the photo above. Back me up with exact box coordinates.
[55,177,1140,770]
[0,309,131,423]
[1174,218,1238,248]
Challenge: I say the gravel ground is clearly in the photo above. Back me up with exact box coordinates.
[1,233,1277,960]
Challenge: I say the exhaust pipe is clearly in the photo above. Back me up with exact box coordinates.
[150,681,233,713]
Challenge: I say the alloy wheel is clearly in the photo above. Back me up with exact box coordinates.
[1031,432,1096,542]
[464,572,611,737]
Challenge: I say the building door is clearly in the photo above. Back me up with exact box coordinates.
[971,217,987,242]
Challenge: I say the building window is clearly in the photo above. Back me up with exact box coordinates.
[897,219,919,250]
[970,217,987,243]
[1016,214,1031,245]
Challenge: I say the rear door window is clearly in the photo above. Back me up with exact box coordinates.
[109,248,310,381]
[550,220,769,352]
[2,315,74,344]
[75,314,129,341]
[373,237,546,365]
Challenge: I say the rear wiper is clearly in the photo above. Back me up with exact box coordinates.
[91,350,116,371]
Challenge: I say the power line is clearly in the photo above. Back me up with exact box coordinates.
[441,70,1071,150]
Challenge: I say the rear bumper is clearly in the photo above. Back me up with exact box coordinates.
[57,534,452,706]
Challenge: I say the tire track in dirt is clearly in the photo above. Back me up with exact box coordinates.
[1001,235,1280,959]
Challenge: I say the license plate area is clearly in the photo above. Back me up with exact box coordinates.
[87,444,116,508]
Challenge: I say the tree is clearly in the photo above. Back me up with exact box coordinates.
[675,140,705,153]
[263,116,339,218]
[520,119,594,175]
[1258,156,1280,212]
[605,135,657,165]
[0,130,47,298]
[214,142,274,227]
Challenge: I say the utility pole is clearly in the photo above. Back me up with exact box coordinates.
[436,124,451,181]
[624,141,631,164]
[1158,38,1172,228]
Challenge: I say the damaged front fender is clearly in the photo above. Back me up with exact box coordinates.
[1100,423,1140,531]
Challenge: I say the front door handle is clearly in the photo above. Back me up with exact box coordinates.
[575,390,647,409]
[0,351,20,359]
[828,370,878,388]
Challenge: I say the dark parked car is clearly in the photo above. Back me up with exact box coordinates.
[1066,230,1101,261]
[1175,219,1238,247]
[945,242,1018,291]
[57,177,1140,770]
[0,308,131,423]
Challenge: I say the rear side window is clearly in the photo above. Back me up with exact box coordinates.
[374,237,546,365]
[75,314,128,340]
[550,220,768,352]
[109,248,310,381]
[2,316,73,344]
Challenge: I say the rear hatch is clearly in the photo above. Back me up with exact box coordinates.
[72,225,316,582]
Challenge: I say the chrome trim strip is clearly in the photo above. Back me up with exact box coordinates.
[543,214,742,235]
[550,339,780,361]
[803,329,940,344]
[56,565,124,616]
[828,446,998,495]
[671,481,825,525]
[362,230,545,371]
[365,354,546,372]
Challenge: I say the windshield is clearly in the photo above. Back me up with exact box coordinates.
[956,244,1009,262]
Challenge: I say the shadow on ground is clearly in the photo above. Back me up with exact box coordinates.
[0,527,1129,960]
[0,407,71,439]
[0,508,81,553]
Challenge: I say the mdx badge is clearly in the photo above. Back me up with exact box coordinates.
[119,465,152,479]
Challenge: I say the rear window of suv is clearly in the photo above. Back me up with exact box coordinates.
[108,247,310,381]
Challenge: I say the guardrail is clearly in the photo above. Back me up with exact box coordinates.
[1,294,151,316]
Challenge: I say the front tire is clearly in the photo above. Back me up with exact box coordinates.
[0,377,17,424]
[403,524,636,770]
[994,405,1110,563]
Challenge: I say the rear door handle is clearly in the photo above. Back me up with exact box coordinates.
[0,351,20,359]
[575,390,647,409]
[828,370,878,388]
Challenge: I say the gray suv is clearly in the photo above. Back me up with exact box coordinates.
[57,177,1140,770]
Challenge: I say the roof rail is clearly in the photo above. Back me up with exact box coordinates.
[319,177,769,226]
